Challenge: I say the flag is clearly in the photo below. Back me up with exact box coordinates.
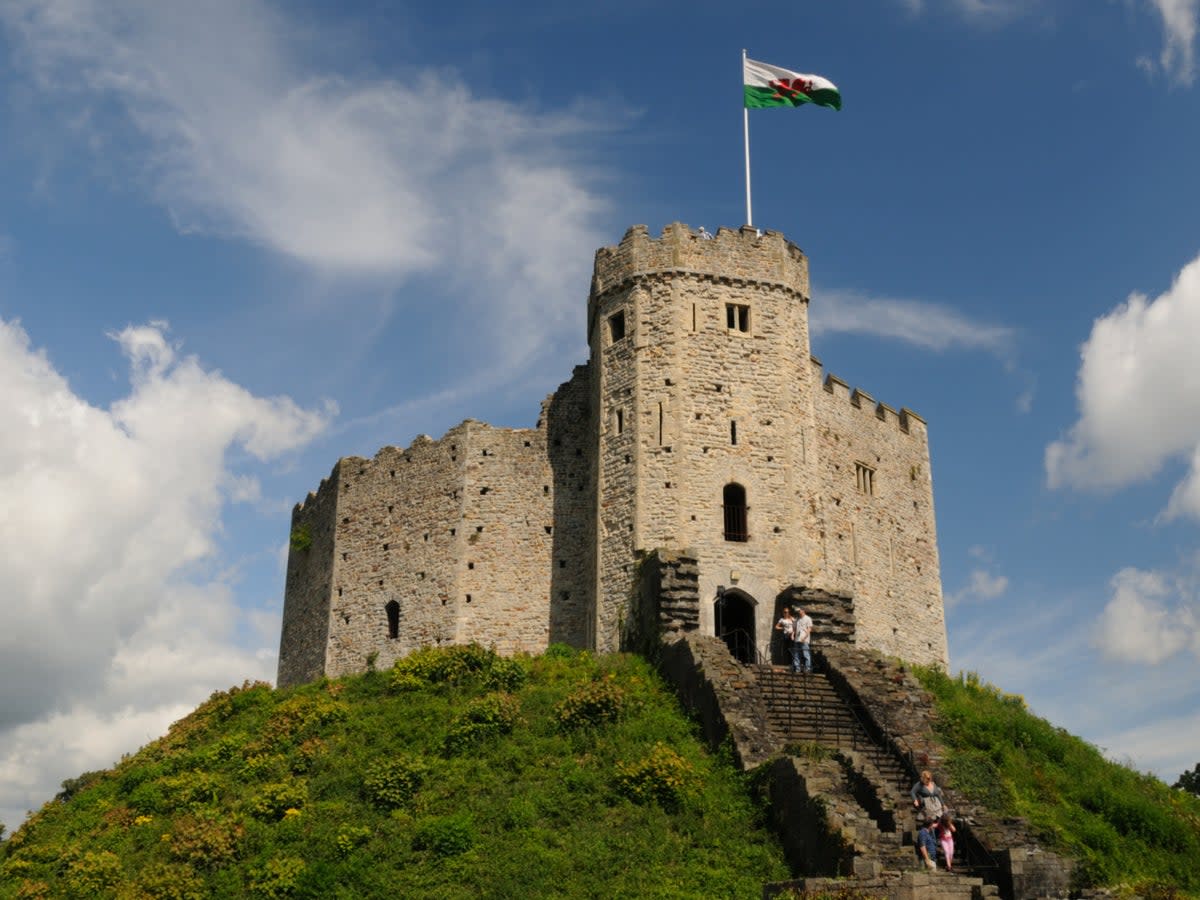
[743,58,841,111]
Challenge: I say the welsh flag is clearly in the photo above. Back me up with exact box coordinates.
[743,58,841,111]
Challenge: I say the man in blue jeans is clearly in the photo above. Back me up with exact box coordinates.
[793,606,813,674]
[916,818,938,870]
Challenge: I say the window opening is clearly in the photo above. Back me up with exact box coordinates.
[609,310,626,343]
[723,483,748,542]
[855,462,876,496]
[385,600,400,640]
[616,409,624,434]
[726,303,750,332]
[731,420,737,445]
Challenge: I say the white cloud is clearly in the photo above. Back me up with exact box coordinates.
[896,0,1037,22]
[810,288,1016,354]
[1046,252,1200,517]
[0,0,613,379]
[0,317,328,831]
[1093,567,1197,664]
[1145,0,1199,85]
[946,567,1009,607]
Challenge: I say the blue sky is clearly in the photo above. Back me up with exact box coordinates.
[1,0,1199,829]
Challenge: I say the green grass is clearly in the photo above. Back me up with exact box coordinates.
[0,646,788,899]
[913,666,1200,895]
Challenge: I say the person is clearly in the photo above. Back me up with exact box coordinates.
[910,770,945,821]
[916,818,938,870]
[793,606,813,674]
[698,226,713,239]
[774,607,798,672]
[936,813,956,872]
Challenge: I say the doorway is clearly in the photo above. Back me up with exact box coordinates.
[714,588,756,664]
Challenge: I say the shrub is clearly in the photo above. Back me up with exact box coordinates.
[442,693,521,755]
[555,678,626,730]
[412,814,475,858]
[289,524,313,553]
[129,862,206,900]
[333,825,373,857]
[248,781,308,820]
[64,850,121,898]
[168,813,244,869]
[362,757,426,810]
[390,643,496,690]
[248,856,307,899]
[483,655,529,692]
[615,742,694,810]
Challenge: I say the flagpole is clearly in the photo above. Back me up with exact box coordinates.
[742,48,753,227]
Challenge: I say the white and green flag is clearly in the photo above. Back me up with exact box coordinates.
[743,58,841,111]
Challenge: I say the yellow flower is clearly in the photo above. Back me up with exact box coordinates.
[133,815,153,826]
[284,808,302,819]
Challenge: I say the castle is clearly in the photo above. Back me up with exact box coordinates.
[277,223,948,688]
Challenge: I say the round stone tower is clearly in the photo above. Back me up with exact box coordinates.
[587,223,819,654]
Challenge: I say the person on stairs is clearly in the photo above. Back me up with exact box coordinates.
[792,606,813,674]
[774,607,798,672]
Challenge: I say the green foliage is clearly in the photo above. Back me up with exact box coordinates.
[913,665,1200,892]
[332,825,373,858]
[0,648,787,898]
[388,642,503,691]
[55,770,105,804]
[412,814,475,858]
[288,524,312,553]
[361,757,426,810]
[554,676,627,730]
[247,856,306,899]
[129,863,207,900]
[442,693,520,755]
[64,851,121,898]
[1176,763,1200,796]
[614,742,694,810]
[247,781,307,821]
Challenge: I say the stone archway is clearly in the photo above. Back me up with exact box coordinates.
[714,588,756,664]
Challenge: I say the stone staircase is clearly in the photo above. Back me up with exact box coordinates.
[756,664,995,888]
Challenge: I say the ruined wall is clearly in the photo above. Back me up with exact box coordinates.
[811,366,948,665]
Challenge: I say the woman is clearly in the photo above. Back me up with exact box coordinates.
[911,769,945,821]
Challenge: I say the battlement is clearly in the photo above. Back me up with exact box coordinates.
[810,357,926,437]
[590,222,809,306]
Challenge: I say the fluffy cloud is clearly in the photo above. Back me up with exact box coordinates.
[0,318,329,830]
[1046,252,1200,518]
[946,568,1009,607]
[0,0,611,379]
[1093,567,1198,664]
[1147,0,1199,84]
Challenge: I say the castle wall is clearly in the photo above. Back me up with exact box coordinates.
[279,221,951,684]
[278,467,340,687]
[810,366,948,665]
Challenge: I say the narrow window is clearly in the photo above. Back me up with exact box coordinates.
[609,310,626,343]
[616,409,624,434]
[692,303,697,331]
[726,303,750,332]
[855,462,876,496]
[723,483,748,542]
[385,600,400,640]
[658,402,664,445]
[730,420,738,446]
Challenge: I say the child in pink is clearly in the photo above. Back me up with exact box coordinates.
[936,814,957,872]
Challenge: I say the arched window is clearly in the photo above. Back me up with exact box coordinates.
[385,600,400,640]
[723,483,748,542]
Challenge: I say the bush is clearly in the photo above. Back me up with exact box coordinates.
[167,813,244,869]
[390,643,497,690]
[333,825,373,857]
[483,655,529,692]
[130,862,207,900]
[248,780,308,820]
[555,678,626,730]
[614,742,694,810]
[412,814,475,858]
[64,851,121,898]
[248,856,307,899]
[362,757,426,810]
[442,693,521,755]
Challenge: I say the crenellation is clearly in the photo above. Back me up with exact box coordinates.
[278,224,948,687]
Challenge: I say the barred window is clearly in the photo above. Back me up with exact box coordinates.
[723,483,748,542]
[855,462,875,496]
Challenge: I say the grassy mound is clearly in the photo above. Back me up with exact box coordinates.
[914,666,1200,894]
[0,646,788,899]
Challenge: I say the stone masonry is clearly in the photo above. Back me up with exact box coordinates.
[278,223,949,687]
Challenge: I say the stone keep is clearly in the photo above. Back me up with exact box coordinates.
[277,224,949,687]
